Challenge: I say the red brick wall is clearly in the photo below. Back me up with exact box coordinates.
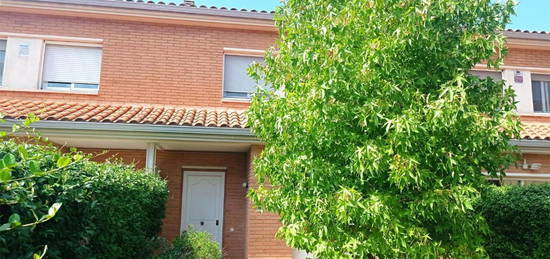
[505,48,550,68]
[246,145,292,259]
[78,148,249,258]
[507,153,550,174]
[156,150,249,259]
[0,11,276,109]
[80,148,146,169]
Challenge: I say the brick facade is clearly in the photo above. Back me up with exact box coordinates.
[156,150,249,259]
[246,145,293,259]
[0,11,276,108]
[2,4,550,259]
[506,48,550,68]
[80,148,251,259]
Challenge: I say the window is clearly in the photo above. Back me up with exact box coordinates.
[470,70,502,80]
[223,55,264,99]
[42,44,102,92]
[0,40,6,84]
[531,74,550,113]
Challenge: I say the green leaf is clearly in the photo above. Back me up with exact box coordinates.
[48,203,62,217]
[29,160,42,175]
[9,213,21,227]
[23,113,39,127]
[56,156,71,168]
[0,223,11,232]
[11,123,20,133]
[0,169,12,182]
[2,153,16,167]
[18,146,29,160]
[73,154,84,161]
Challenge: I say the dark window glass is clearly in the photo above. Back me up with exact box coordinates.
[532,81,543,112]
[0,40,6,85]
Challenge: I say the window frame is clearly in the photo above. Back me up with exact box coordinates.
[531,74,550,114]
[0,37,7,87]
[40,41,103,94]
[221,48,265,102]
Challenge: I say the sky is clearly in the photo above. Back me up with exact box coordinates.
[191,0,549,31]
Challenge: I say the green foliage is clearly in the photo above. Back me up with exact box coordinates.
[477,184,550,259]
[248,0,519,258]
[0,139,168,258]
[0,114,62,258]
[156,229,222,259]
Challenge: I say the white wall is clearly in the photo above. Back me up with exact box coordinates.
[2,37,43,90]
[503,69,533,114]
[293,249,316,259]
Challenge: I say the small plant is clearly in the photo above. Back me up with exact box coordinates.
[157,228,222,259]
[477,184,550,259]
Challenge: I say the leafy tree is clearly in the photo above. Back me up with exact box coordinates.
[248,0,519,258]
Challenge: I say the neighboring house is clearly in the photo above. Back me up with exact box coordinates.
[0,0,548,258]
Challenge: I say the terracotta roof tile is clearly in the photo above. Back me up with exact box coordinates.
[5,98,550,138]
[521,123,550,140]
[0,99,247,129]
[506,29,549,35]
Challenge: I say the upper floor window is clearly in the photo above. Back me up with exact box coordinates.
[531,74,550,113]
[223,54,264,100]
[42,44,102,92]
[0,40,6,84]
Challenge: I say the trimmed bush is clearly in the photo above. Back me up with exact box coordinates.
[0,140,168,258]
[157,229,222,259]
[478,184,550,259]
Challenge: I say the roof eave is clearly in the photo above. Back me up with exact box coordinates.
[0,119,260,144]
[504,31,550,50]
[0,0,277,32]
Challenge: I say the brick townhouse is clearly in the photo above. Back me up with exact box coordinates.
[0,0,549,258]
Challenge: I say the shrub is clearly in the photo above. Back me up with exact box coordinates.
[157,229,222,259]
[0,139,168,258]
[478,184,550,259]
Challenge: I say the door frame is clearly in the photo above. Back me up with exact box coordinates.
[180,170,226,245]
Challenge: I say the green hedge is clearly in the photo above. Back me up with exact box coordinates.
[478,184,550,259]
[0,140,168,258]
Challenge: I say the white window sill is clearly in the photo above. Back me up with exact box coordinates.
[0,87,99,95]
[221,98,251,104]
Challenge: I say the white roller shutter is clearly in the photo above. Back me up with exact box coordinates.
[43,44,102,85]
[223,55,264,99]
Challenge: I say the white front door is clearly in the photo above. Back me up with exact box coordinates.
[181,171,225,246]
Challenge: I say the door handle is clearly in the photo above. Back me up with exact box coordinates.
[200,221,204,226]
[216,220,219,226]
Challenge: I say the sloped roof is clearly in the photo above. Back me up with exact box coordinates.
[20,0,275,20]
[2,98,550,140]
[0,99,247,128]
[520,123,550,140]
[504,29,550,41]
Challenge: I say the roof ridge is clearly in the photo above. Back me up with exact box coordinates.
[113,0,275,14]
[506,28,549,35]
